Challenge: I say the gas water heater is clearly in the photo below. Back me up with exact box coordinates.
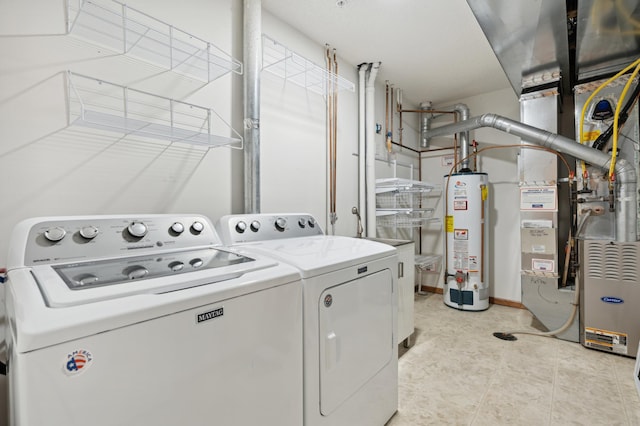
[444,172,490,311]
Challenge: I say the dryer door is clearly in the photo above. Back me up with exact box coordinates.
[318,269,394,415]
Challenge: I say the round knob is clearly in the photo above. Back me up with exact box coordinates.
[127,222,148,238]
[170,222,184,234]
[308,218,316,228]
[250,221,261,232]
[79,226,99,240]
[275,218,287,232]
[235,221,247,234]
[44,226,66,242]
[168,261,184,272]
[126,266,148,280]
[190,258,204,268]
[191,221,204,234]
[298,218,307,228]
[75,274,99,286]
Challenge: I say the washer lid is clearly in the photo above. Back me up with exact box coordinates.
[237,235,396,278]
[32,247,277,307]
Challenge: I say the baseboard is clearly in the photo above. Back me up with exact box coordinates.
[417,285,526,309]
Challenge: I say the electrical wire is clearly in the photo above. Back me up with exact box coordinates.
[610,61,640,180]
[577,58,640,178]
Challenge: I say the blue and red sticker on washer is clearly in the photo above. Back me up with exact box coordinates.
[64,349,93,376]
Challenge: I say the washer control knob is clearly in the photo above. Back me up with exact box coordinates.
[235,221,247,234]
[298,218,307,228]
[250,221,261,232]
[76,274,99,286]
[79,226,99,240]
[127,266,148,280]
[191,221,204,234]
[190,258,204,268]
[275,217,287,232]
[127,222,148,238]
[170,222,185,234]
[308,218,316,228]
[44,226,66,242]
[169,261,184,272]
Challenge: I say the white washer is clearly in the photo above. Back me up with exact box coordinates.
[216,213,398,426]
[1,214,302,426]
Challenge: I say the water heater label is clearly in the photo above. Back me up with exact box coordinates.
[454,229,468,240]
[445,216,454,233]
[454,200,467,210]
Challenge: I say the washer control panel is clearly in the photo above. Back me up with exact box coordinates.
[15,214,220,267]
[217,213,323,244]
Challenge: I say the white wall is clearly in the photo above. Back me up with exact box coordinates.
[261,12,361,236]
[419,87,522,302]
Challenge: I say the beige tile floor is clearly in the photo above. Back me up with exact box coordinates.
[387,292,640,425]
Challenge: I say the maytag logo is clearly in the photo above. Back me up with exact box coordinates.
[197,307,224,323]
[601,297,624,304]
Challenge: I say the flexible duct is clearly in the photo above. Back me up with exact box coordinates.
[365,62,381,238]
[427,113,638,241]
[358,64,367,234]
[243,0,261,213]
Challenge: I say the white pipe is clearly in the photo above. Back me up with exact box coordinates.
[358,64,367,235]
[365,62,381,238]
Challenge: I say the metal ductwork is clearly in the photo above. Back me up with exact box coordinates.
[467,0,640,95]
[426,113,638,242]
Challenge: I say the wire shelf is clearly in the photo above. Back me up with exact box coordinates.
[375,178,436,194]
[376,210,439,228]
[67,71,243,149]
[67,0,242,82]
[376,191,433,209]
[262,35,355,95]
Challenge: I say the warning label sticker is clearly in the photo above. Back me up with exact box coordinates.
[454,200,468,210]
[454,229,468,240]
[445,216,454,233]
[585,327,628,355]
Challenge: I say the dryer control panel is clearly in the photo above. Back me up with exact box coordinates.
[217,213,324,244]
[9,214,220,267]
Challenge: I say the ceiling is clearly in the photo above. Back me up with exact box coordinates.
[262,0,512,106]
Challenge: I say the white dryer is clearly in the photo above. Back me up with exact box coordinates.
[217,213,398,426]
[1,214,302,426]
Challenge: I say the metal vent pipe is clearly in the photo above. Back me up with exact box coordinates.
[422,103,471,170]
[426,113,637,242]
[243,0,261,213]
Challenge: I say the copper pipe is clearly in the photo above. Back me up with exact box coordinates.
[325,45,335,220]
[385,81,389,142]
[397,89,403,146]
[390,86,394,148]
[332,49,338,217]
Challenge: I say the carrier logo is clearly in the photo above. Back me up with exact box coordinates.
[601,296,624,304]
[64,349,93,376]
[197,307,224,323]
